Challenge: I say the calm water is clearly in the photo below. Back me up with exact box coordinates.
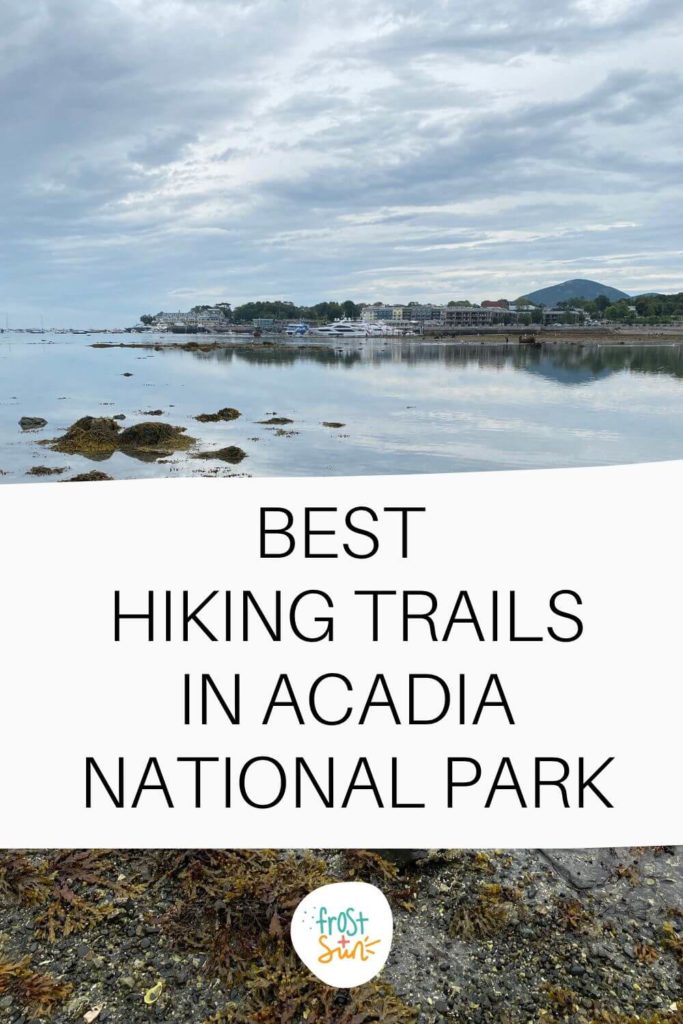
[3,332,683,482]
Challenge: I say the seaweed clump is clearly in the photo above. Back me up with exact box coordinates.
[555,896,597,934]
[26,465,67,476]
[67,470,113,482]
[0,956,72,1018]
[195,407,241,422]
[46,415,121,453]
[589,1012,683,1024]
[662,919,683,966]
[156,850,330,981]
[201,943,418,1024]
[118,421,193,452]
[154,850,418,1024]
[0,851,53,905]
[0,849,132,942]
[543,983,579,1019]
[449,881,520,940]
[42,416,195,457]
[193,446,247,464]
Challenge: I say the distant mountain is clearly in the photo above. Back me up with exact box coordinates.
[523,279,630,306]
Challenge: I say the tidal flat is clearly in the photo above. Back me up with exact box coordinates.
[4,333,683,482]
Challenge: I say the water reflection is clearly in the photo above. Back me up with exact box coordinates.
[2,335,683,482]
[175,339,683,382]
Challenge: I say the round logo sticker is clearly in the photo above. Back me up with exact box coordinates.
[290,880,394,988]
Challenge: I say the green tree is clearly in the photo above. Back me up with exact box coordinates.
[341,300,360,319]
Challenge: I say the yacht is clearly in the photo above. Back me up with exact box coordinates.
[363,321,396,336]
[309,319,369,338]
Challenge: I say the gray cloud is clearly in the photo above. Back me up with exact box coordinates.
[0,0,681,325]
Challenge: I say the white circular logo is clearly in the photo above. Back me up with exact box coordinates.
[290,881,394,988]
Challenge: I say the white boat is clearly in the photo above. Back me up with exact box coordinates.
[309,319,369,338]
[362,321,396,336]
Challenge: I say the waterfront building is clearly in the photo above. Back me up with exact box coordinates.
[155,309,228,328]
[360,304,404,321]
[440,305,515,327]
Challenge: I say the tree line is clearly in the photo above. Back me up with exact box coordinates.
[140,292,683,327]
[557,292,683,324]
[140,300,363,325]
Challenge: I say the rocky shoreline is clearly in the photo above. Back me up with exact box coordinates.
[0,847,680,1024]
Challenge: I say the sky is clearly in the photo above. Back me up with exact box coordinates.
[1,0,682,327]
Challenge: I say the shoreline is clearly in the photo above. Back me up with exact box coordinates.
[88,329,683,353]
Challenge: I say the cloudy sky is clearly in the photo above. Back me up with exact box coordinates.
[1,0,682,326]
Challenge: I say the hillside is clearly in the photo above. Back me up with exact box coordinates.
[524,279,630,306]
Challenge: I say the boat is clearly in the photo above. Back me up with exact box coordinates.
[362,321,396,336]
[309,319,370,338]
[285,322,309,336]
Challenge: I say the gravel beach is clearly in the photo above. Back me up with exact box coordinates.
[1,847,680,1024]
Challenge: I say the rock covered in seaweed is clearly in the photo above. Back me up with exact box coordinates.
[19,416,47,430]
[194,407,241,423]
[193,446,247,464]
[41,416,195,458]
[67,471,113,482]
[26,465,68,476]
[118,421,194,452]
